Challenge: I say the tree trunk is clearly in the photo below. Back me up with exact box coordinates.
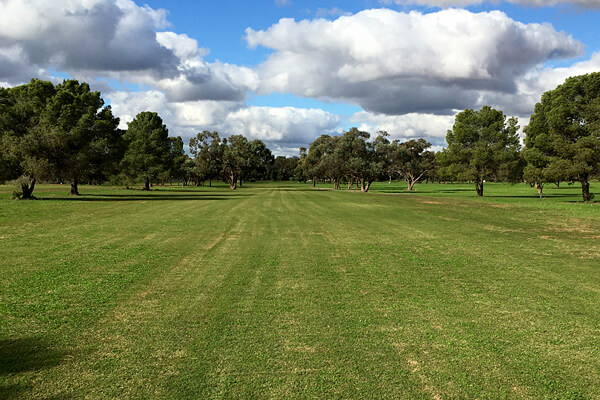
[535,182,543,200]
[20,178,36,199]
[555,182,560,188]
[475,179,484,197]
[333,179,340,190]
[229,174,237,190]
[312,178,316,188]
[70,178,79,196]
[581,179,592,202]
[209,178,212,187]
[347,179,353,190]
[144,177,150,191]
[360,178,371,192]
[362,181,371,193]
[407,180,415,191]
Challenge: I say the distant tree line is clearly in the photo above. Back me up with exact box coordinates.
[299,74,600,202]
[1,73,599,201]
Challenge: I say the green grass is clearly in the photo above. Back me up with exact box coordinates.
[0,181,599,399]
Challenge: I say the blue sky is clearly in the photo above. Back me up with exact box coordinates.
[0,0,598,154]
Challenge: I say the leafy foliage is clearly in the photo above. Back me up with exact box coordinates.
[440,106,521,196]
[524,72,600,201]
[120,111,171,190]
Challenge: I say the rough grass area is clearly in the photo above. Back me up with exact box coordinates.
[0,182,599,399]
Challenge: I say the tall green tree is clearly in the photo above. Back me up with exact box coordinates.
[440,106,521,197]
[338,128,384,192]
[189,131,222,187]
[524,73,600,202]
[391,138,434,191]
[0,79,56,198]
[302,135,333,187]
[121,111,171,191]
[248,139,274,181]
[39,80,121,195]
[221,135,252,190]
[168,136,186,184]
[272,156,300,181]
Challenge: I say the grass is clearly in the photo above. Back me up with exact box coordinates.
[0,181,599,399]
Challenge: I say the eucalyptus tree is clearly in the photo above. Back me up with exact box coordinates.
[221,134,252,190]
[302,135,333,187]
[272,156,300,181]
[189,131,222,187]
[392,138,435,191]
[248,139,274,181]
[524,73,600,202]
[440,106,521,197]
[338,127,384,192]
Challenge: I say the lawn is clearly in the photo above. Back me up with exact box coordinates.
[0,182,599,399]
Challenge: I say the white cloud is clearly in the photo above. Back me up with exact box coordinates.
[246,9,582,115]
[0,0,256,103]
[107,90,341,154]
[350,111,455,146]
[381,0,600,8]
[0,0,177,76]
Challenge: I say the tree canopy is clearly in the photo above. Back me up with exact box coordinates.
[120,111,172,191]
[524,72,600,201]
[440,106,521,196]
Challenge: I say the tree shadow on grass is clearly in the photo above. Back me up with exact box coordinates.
[38,193,245,202]
[377,188,476,194]
[485,194,580,199]
[0,337,72,399]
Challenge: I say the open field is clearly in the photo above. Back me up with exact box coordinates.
[0,182,599,399]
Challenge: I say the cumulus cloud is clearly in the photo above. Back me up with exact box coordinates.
[350,111,455,147]
[381,0,600,8]
[107,90,341,155]
[0,0,257,103]
[0,0,176,76]
[246,9,582,115]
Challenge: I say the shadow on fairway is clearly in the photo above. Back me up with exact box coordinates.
[0,337,66,376]
[38,193,249,202]
[485,194,582,199]
[0,337,72,398]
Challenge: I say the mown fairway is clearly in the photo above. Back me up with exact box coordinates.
[0,182,599,399]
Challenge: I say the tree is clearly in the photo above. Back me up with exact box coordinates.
[168,136,186,184]
[440,106,521,197]
[272,156,299,181]
[338,128,384,192]
[524,73,600,202]
[189,131,222,187]
[248,139,274,181]
[392,138,434,191]
[0,79,56,199]
[220,135,251,190]
[39,80,121,195]
[120,112,171,190]
[302,135,332,187]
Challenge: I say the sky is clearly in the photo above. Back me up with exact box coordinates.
[0,0,599,155]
